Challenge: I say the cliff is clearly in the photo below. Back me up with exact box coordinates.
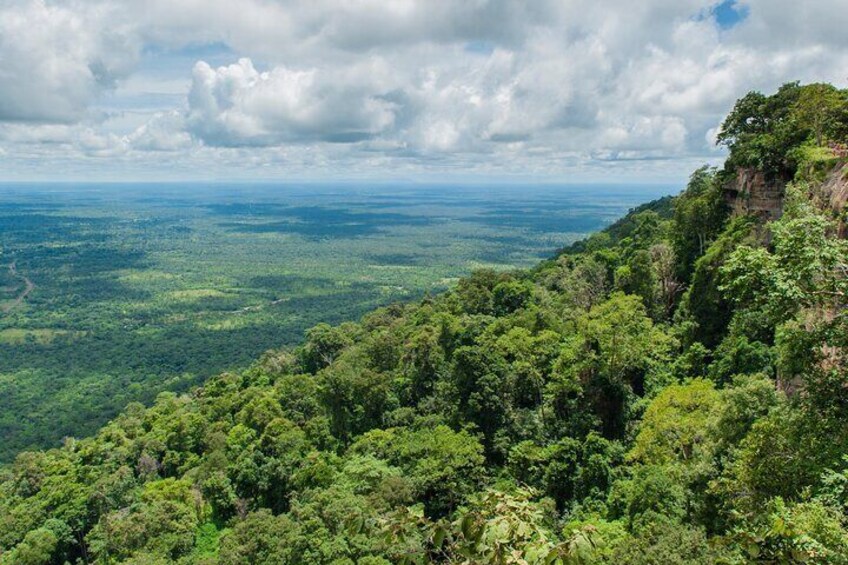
[724,167,786,220]
[726,161,848,232]
[818,161,848,237]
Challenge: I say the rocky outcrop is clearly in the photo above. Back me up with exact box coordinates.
[725,168,786,221]
[817,161,848,237]
[725,162,848,230]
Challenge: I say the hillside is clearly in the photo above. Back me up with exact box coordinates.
[0,184,658,463]
[1,82,847,564]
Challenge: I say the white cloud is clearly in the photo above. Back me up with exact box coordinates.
[0,0,139,123]
[126,110,192,151]
[0,0,846,181]
[186,58,398,146]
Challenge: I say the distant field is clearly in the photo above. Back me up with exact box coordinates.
[0,182,671,460]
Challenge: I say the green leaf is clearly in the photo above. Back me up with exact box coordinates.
[433,525,446,550]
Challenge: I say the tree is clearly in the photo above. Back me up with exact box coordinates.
[1,528,59,565]
[492,280,533,316]
[4,78,848,565]
[318,350,397,444]
[791,83,847,146]
[710,373,780,450]
[447,488,562,565]
[732,498,848,564]
[672,167,727,280]
[402,324,447,403]
[581,293,670,386]
[86,478,201,562]
[300,323,355,373]
[217,510,301,564]
[609,518,726,565]
[650,243,682,319]
[580,292,673,437]
[351,425,485,518]
[721,207,848,325]
[717,82,807,179]
[451,344,510,455]
[615,250,655,313]
[610,465,688,527]
[454,269,499,315]
[678,215,756,348]
[629,379,719,466]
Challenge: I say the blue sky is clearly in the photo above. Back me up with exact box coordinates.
[713,0,750,29]
[0,0,845,183]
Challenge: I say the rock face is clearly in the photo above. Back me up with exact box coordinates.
[726,163,848,230]
[725,168,786,220]
[818,161,848,237]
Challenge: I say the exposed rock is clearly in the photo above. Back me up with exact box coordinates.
[725,168,786,221]
[818,161,848,237]
[726,162,848,233]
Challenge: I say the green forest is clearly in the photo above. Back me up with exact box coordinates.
[1,81,847,563]
[0,183,653,461]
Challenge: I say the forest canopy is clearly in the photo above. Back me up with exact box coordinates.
[1,82,848,564]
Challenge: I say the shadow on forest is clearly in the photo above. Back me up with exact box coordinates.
[218,206,438,239]
[462,207,614,234]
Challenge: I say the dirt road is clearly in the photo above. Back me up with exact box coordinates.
[1,261,35,313]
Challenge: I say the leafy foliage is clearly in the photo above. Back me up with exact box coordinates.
[1,81,847,563]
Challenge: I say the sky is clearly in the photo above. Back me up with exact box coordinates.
[0,0,846,184]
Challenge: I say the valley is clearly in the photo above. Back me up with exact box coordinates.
[0,182,666,460]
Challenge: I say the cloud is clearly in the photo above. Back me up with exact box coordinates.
[186,58,398,146]
[126,0,563,60]
[731,0,848,49]
[0,0,139,123]
[126,110,192,151]
[0,0,847,181]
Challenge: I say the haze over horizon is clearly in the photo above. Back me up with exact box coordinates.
[1,0,847,184]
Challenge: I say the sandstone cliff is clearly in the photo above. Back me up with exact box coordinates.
[818,161,848,237]
[726,161,848,231]
[724,167,786,220]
